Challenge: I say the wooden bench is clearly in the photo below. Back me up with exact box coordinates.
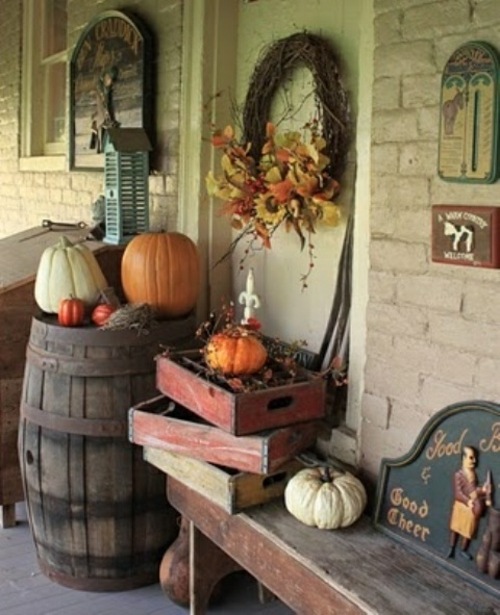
[167,478,499,615]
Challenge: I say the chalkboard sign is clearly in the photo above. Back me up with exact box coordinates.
[374,401,499,598]
[70,10,153,170]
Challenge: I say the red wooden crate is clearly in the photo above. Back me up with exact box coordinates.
[129,394,322,474]
[155,351,326,436]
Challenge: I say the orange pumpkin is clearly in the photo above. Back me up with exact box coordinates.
[204,329,268,375]
[58,297,85,327]
[121,232,201,319]
[91,303,117,326]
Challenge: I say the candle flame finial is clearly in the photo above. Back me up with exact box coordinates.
[238,268,261,324]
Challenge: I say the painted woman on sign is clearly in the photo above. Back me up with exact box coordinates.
[447,446,492,560]
[89,66,120,153]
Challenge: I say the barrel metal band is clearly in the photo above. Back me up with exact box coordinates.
[26,344,153,377]
[20,402,127,437]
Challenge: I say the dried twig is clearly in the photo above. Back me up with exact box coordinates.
[100,303,156,335]
[242,32,351,181]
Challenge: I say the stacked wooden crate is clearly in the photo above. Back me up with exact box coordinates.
[129,349,327,514]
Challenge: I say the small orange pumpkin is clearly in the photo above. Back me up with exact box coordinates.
[58,297,85,327]
[204,328,268,375]
[121,232,201,319]
[91,303,117,326]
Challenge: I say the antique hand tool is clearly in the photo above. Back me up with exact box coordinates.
[42,219,87,230]
[19,219,88,242]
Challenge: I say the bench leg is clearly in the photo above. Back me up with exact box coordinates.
[0,504,16,528]
[258,582,277,604]
[189,521,241,615]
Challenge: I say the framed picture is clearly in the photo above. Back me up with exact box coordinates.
[70,10,154,170]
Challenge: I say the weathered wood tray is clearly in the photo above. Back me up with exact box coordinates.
[155,350,326,436]
[129,394,321,474]
[143,446,302,514]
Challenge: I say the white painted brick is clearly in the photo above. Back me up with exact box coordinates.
[373,77,400,111]
[375,0,423,13]
[385,177,430,210]
[45,173,71,190]
[402,1,471,38]
[473,0,500,26]
[397,274,462,312]
[370,205,397,237]
[434,346,477,387]
[374,42,435,79]
[399,141,437,176]
[367,300,428,338]
[417,106,440,139]
[462,281,500,325]
[364,355,421,403]
[391,335,437,373]
[362,393,390,429]
[419,376,476,415]
[374,11,402,45]
[476,356,500,394]
[369,271,397,304]
[371,144,399,175]
[372,109,418,143]
[393,209,429,244]
[366,328,395,359]
[430,174,500,207]
[429,313,500,358]
[386,400,428,454]
[0,183,18,198]
[402,75,441,108]
[370,239,428,274]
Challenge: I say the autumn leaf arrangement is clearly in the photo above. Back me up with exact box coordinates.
[206,121,342,288]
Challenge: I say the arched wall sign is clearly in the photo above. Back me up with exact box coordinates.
[438,41,500,184]
[70,10,154,171]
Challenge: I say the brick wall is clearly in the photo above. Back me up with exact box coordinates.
[361,0,500,480]
[0,0,183,237]
[0,0,22,220]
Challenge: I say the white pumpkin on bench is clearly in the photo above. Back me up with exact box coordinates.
[284,465,367,530]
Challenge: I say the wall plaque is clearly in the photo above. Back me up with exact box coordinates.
[374,401,499,598]
[432,204,500,268]
[70,10,153,170]
[438,41,500,184]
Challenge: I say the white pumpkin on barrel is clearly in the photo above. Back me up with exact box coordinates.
[284,465,367,530]
[34,236,108,313]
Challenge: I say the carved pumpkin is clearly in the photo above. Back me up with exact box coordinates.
[35,236,108,313]
[58,297,85,327]
[204,327,268,375]
[284,466,367,530]
[121,232,201,319]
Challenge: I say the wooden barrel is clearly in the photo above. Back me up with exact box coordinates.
[18,313,195,591]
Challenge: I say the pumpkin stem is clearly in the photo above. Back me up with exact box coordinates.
[319,466,333,483]
[58,236,73,249]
